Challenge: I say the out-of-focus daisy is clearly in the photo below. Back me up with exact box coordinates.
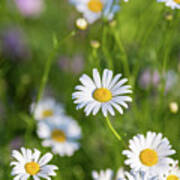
[72,68,132,117]
[157,0,180,9]
[37,115,81,156]
[92,169,113,180]
[14,0,44,17]
[162,160,180,180]
[70,0,120,24]
[11,147,58,180]
[123,131,175,176]
[31,97,64,121]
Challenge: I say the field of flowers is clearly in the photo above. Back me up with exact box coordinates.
[0,0,180,179]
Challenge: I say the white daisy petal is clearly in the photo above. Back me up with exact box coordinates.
[118,170,159,180]
[161,160,180,179]
[38,153,53,166]
[109,73,122,89]
[157,0,180,9]
[92,169,113,180]
[93,68,101,88]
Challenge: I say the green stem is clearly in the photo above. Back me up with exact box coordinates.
[112,29,130,77]
[102,25,114,69]
[92,49,100,69]
[35,30,76,105]
[160,18,177,97]
[105,116,126,147]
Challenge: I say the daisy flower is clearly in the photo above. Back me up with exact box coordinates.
[120,171,159,180]
[31,97,64,121]
[92,169,113,180]
[11,147,58,180]
[157,0,180,9]
[162,160,180,180]
[116,168,159,180]
[37,115,82,156]
[70,0,120,24]
[116,168,126,180]
[122,131,175,176]
[72,68,132,117]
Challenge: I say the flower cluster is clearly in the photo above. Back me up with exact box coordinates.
[5,0,180,178]
[31,97,82,156]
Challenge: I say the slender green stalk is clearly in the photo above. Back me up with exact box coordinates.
[102,25,114,69]
[25,31,76,144]
[92,49,100,69]
[35,30,76,105]
[105,116,126,147]
[160,17,177,97]
[112,28,130,77]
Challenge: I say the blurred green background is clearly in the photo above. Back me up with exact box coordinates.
[0,0,180,179]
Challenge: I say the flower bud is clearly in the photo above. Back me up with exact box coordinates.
[169,102,178,114]
[76,18,88,30]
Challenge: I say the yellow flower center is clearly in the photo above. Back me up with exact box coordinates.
[174,0,180,4]
[139,148,158,167]
[167,175,179,180]
[51,129,66,142]
[25,162,40,175]
[88,0,103,13]
[42,109,53,118]
[93,88,112,102]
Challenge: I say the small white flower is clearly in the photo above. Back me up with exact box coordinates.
[122,131,176,176]
[11,147,58,180]
[161,160,180,180]
[37,115,82,156]
[157,0,180,9]
[72,68,132,117]
[92,169,113,180]
[70,0,120,24]
[31,97,64,121]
